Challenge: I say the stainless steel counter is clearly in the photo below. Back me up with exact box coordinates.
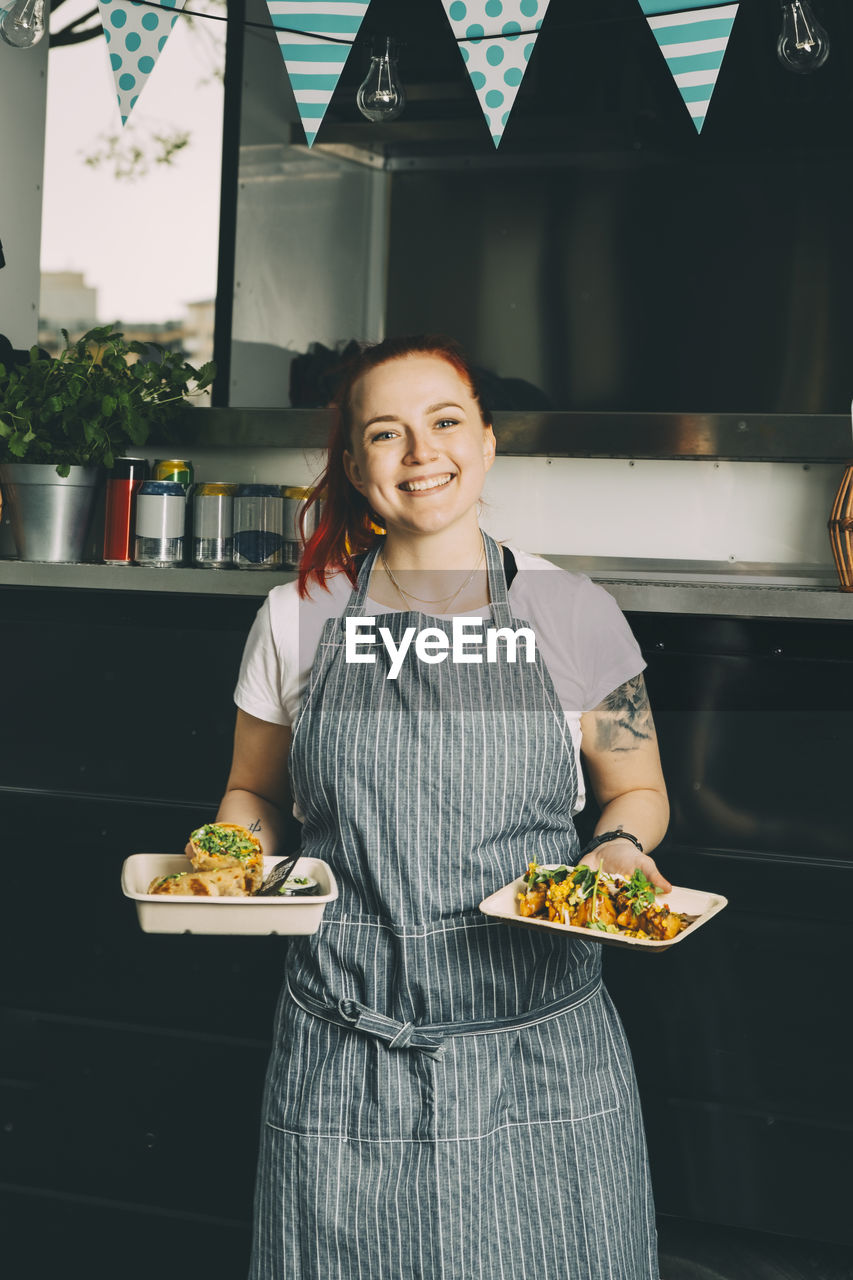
[3,558,852,620]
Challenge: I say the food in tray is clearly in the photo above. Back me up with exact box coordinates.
[148,866,260,897]
[147,823,264,896]
[517,863,690,941]
[270,874,320,897]
[188,822,264,892]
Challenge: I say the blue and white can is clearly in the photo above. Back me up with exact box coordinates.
[233,484,285,569]
[133,481,186,566]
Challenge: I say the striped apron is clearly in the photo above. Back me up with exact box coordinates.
[250,533,658,1279]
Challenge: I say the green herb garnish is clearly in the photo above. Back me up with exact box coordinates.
[190,823,258,860]
[590,860,604,925]
[525,864,571,889]
[569,865,597,899]
[623,869,657,916]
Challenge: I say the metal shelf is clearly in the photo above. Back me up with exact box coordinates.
[174,407,853,463]
[0,560,294,596]
[3,557,852,620]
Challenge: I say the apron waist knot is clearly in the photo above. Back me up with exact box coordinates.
[336,998,447,1059]
[287,973,603,1062]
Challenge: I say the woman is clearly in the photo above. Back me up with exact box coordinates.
[217,335,670,1279]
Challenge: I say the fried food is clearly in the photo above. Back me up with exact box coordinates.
[518,863,689,941]
[145,823,265,897]
[188,822,264,893]
[148,866,260,897]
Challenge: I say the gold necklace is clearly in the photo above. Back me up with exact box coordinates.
[380,539,485,612]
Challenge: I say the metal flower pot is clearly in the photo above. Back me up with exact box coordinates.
[0,462,102,562]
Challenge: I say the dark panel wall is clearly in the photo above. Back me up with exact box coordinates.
[366,1,853,412]
[1,585,851,1277]
[385,154,853,414]
[604,612,853,1246]
[0,588,283,1278]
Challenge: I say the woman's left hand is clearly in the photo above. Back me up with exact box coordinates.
[578,840,672,894]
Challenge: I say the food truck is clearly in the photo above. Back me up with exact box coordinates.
[1,2,851,1276]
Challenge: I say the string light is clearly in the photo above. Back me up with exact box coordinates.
[776,0,830,74]
[0,0,47,48]
[356,37,406,122]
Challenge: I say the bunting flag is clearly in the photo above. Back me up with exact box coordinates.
[98,0,184,125]
[638,1,739,133]
[439,0,551,148]
[265,1,371,146]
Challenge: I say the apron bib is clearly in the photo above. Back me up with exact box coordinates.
[250,533,658,1280]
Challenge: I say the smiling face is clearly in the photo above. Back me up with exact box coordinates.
[342,354,496,544]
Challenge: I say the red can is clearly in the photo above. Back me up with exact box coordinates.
[103,458,149,563]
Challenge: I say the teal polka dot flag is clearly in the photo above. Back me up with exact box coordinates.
[637,1,740,133]
[97,0,183,125]
[264,0,371,146]
[439,0,550,147]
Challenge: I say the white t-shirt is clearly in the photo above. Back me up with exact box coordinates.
[234,544,646,816]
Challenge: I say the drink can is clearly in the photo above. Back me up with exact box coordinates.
[233,484,285,569]
[192,482,237,568]
[134,480,186,566]
[154,458,194,490]
[282,485,319,570]
[103,457,149,564]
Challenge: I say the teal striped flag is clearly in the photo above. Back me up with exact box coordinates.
[265,1,371,145]
[638,1,739,133]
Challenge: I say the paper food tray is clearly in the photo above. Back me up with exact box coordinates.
[121,854,338,936]
[479,874,727,952]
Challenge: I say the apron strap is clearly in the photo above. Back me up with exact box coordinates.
[288,979,447,1059]
[345,541,384,617]
[287,972,603,1060]
[483,531,514,630]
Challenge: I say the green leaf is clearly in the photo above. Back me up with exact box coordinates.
[0,322,199,469]
[194,362,216,391]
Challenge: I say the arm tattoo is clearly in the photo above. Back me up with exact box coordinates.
[592,674,655,752]
[248,819,262,833]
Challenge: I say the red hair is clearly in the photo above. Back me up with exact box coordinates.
[297,335,491,598]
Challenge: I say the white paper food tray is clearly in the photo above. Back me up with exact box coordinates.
[479,873,727,952]
[121,854,338,936]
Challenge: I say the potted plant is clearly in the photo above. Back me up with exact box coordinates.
[0,325,214,562]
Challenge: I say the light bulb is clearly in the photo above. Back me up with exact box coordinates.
[0,0,46,48]
[777,1,830,75]
[356,37,406,123]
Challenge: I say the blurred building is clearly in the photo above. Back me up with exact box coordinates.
[182,298,215,371]
[38,270,97,350]
[37,275,214,389]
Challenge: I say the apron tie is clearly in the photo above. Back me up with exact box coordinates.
[336,998,447,1060]
[287,973,602,1064]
